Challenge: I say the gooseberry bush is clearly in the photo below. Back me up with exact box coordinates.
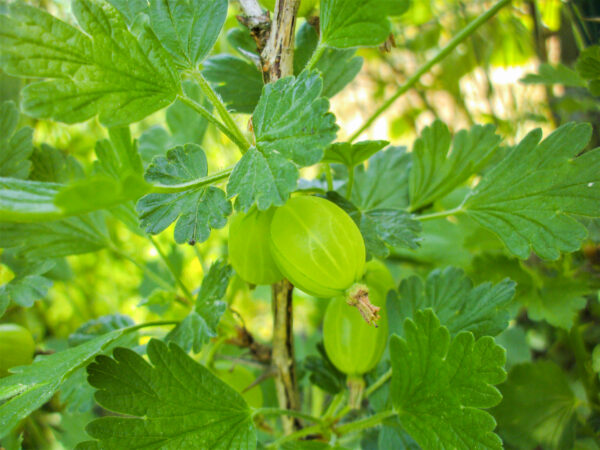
[1,0,600,448]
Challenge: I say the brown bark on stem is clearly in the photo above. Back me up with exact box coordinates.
[272,279,301,432]
[239,0,302,433]
[261,0,300,82]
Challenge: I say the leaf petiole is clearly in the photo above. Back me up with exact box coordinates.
[345,166,354,198]
[149,167,233,194]
[416,206,464,222]
[178,94,249,152]
[189,71,252,153]
[304,42,327,72]
[335,410,397,436]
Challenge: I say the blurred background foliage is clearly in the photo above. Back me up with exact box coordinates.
[1,0,600,448]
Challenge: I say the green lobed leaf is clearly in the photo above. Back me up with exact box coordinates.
[251,71,338,167]
[351,146,411,210]
[492,361,577,449]
[294,22,364,97]
[409,120,501,211]
[139,81,211,163]
[328,147,420,257]
[464,122,600,260]
[167,260,232,352]
[0,326,137,439]
[227,71,337,211]
[80,339,257,449]
[0,100,33,179]
[106,0,148,25]
[226,28,260,62]
[55,128,148,215]
[390,310,506,450]
[469,253,589,330]
[521,63,586,87]
[322,140,388,167]
[68,314,136,347]
[0,1,180,126]
[29,144,85,183]
[203,55,264,114]
[0,177,62,222]
[320,0,396,49]
[0,213,108,258]
[387,267,515,338]
[326,191,421,259]
[60,314,138,413]
[575,45,600,81]
[303,341,346,394]
[149,0,228,69]
[0,258,54,316]
[137,144,232,244]
[165,81,211,146]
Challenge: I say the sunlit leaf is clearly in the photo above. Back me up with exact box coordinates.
[0,1,179,126]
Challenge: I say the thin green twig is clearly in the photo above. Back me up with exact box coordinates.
[266,423,323,448]
[365,368,392,398]
[348,0,511,142]
[253,407,325,424]
[148,235,194,304]
[109,246,189,307]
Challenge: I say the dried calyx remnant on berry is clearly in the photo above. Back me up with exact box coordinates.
[345,283,381,326]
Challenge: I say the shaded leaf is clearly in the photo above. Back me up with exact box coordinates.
[0,326,137,439]
[294,22,363,97]
[390,310,506,450]
[303,342,345,394]
[203,55,264,114]
[61,314,138,413]
[167,260,232,352]
[464,122,600,260]
[492,362,577,450]
[0,100,33,179]
[323,140,388,167]
[80,339,256,449]
[387,267,515,338]
[521,63,586,87]
[55,130,148,215]
[0,258,54,314]
[469,254,589,330]
[29,145,84,183]
[352,146,411,210]
[410,121,501,211]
